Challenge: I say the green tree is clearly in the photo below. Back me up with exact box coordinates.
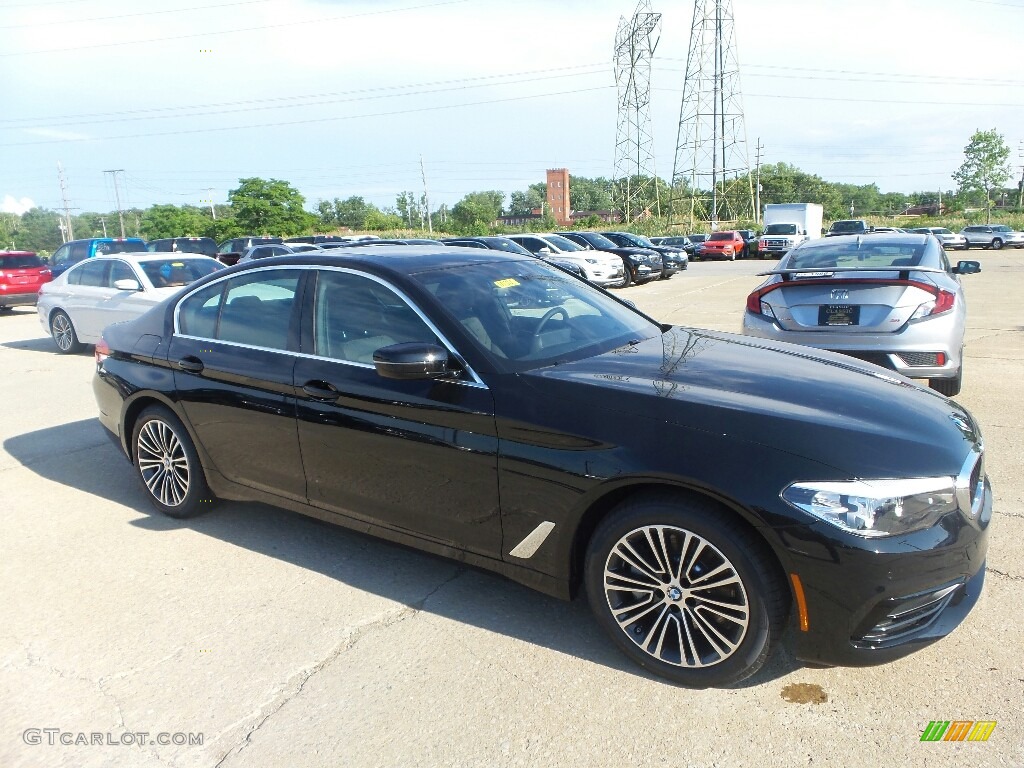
[570,176,615,212]
[450,190,504,235]
[507,183,547,216]
[953,129,1012,223]
[363,207,403,231]
[334,196,373,229]
[227,177,314,235]
[16,208,63,252]
[0,212,18,248]
[139,204,212,240]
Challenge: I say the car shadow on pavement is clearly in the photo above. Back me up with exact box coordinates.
[1,337,90,354]
[5,418,803,688]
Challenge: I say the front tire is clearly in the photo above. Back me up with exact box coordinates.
[132,405,216,518]
[50,310,83,354]
[991,238,1003,250]
[584,493,788,688]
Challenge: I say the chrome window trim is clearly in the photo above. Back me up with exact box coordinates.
[171,263,488,389]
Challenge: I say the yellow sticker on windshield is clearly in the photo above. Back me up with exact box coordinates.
[171,262,185,267]
[494,278,520,288]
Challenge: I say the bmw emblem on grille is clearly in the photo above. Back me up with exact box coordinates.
[830,288,849,300]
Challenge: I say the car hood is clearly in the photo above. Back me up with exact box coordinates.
[520,327,979,478]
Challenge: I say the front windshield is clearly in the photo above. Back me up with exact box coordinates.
[993,225,1013,233]
[764,224,797,235]
[544,235,584,252]
[787,240,926,270]
[140,258,224,288]
[580,232,618,249]
[414,260,660,372]
[485,238,533,256]
[829,221,863,233]
[933,228,952,235]
[621,233,655,248]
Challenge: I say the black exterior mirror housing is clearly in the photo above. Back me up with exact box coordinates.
[373,342,450,380]
[954,260,981,275]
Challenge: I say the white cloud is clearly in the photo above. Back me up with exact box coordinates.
[1,195,35,215]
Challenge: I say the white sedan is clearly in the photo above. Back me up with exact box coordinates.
[37,253,224,353]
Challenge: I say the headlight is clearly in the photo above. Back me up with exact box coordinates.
[782,477,957,537]
[585,258,599,264]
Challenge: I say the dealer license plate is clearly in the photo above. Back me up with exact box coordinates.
[818,304,860,326]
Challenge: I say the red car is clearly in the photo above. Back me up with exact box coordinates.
[698,230,746,261]
[0,251,52,311]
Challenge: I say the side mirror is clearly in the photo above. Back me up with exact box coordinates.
[537,247,552,255]
[113,278,142,291]
[373,342,451,380]
[953,260,981,275]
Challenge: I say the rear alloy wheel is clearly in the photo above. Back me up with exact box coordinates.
[585,494,787,688]
[930,367,963,397]
[50,310,83,354]
[991,238,1003,250]
[132,405,215,518]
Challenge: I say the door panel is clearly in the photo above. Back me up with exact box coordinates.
[293,268,500,556]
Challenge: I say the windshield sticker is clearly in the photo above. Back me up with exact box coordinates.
[494,278,520,288]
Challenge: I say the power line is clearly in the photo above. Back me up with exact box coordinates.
[0,0,472,57]
[0,0,274,29]
[0,85,614,147]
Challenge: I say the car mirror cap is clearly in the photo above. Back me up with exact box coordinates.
[373,342,450,380]
[113,278,142,291]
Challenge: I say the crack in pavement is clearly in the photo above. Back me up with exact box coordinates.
[987,567,1023,582]
[212,567,468,768]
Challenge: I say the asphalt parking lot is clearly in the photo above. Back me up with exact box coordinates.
[2,254,1022,768]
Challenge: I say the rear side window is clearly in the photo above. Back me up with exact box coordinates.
[0,254,43,269]
[177,270,300,351]
[77,261,109,287]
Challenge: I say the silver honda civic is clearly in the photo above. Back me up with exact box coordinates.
[741,233,980,396]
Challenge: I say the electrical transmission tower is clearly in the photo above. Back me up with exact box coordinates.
[613,0,662,222]
[669,0,754,228]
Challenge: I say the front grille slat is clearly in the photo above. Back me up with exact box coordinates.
[854,584,961,646]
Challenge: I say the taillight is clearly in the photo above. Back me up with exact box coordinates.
[95,338,111,365]
[932,290,955,315]
[746,282,782,314]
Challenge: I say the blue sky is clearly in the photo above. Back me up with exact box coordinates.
[1,0,1021,216]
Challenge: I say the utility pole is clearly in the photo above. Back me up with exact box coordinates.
[98,217,108,237]
[205,188,217,219]
[57,162,74,241]
[419,156,433,233]
[1018,141,1024,209]
[754,138,763,224]
[104,169,126,237]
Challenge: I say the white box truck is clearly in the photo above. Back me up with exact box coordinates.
[756,203,824,258]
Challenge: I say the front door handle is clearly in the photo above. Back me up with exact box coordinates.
[301,380,340,402]
[177,356,204,373]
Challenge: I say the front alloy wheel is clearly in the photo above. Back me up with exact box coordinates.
[133,405,215,518]
[585,494,787,687]
[991,238,1003,250]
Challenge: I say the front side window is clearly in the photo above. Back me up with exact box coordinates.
[109,260,136,285]
[176,269,300,350]
[313,270,440,364]
[52,244,70,266]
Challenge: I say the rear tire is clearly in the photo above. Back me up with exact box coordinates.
[50,310,83,354]
[584,492,788,688]
[132,405,216,518]
[930,367,963,397]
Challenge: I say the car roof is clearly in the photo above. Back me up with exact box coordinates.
[88,252,219,262]
[219,246,530,274]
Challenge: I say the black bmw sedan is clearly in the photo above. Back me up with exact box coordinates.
[93,247,991,688]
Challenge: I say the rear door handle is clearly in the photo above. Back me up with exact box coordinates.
[177,356,204,373]
[301,380,340,402]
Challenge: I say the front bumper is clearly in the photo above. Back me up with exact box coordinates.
[783,477,991,667]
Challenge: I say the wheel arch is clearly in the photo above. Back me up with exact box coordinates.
[122,393,192,465]
[567,481,791,603]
